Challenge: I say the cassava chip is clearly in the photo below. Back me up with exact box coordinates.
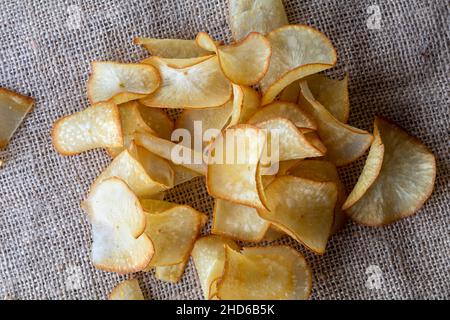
[0,88,35,149]
[192,235,240,299]
[82,178,154,274]
[87,62,160,104]
[216,246,312,300]
[52,102,123,156]
[344,117,436,226]
[237,86,261,123]
[207,125,267,210]
[144,205,206,267]
[141,55,214,69]
[137,104,174,140]
[212,199,270,242]
[279,81,301,103]
[299,80,372,166]
[155,260,188,283]
[228,0,289,41]
[306,73,350,123]
[134,38,215,58]
[140,56,232,109]
[258,176,337,254]
[260,25,337,105]
[109,279,144,300]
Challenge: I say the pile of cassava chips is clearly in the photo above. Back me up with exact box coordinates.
[52,0,436,300]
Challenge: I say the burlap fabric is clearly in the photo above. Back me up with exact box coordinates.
[0,0,448,300]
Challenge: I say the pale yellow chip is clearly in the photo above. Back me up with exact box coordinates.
[82,178,154,274]
[0,88,34,149]
[289,160,348,234]
[52,102,123,156]
[137,104,174,140]
[134,38,215,58]
[155,260,188,283]
[144,205,206,267]
[261,226,286,242]
[216,246,312,300]
[212,199,270,242]
[247,101,316,130]
[228,0,289,41]
[171,164,201,186]
[191,235,240,299]
[136,146,175,188]
[255,118,325,161]
[279,80,301,103]
[207,125,267,210]
[258,176,337,254]
[345,117,436,226]
[87,62,161,104]
[140,56,232,109]
[299,80,373,166]
[141,55,214,69]
[109,279,144,300]
[237,86,261,123]
[260,25,337,105]
[306,74,350,123]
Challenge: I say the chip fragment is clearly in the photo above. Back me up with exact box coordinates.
[109,279,145,300]
[134,38,215,58]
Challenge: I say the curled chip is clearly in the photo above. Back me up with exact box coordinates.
[216,246,312,300]
[134,38,215,58]
[237,86,261,123]
[52,102,123,156]
[228,0,288,41]
[344,117,436,226]
[142,55,215,69]
[289,160,348,234]
[0,88,35,149]
[258,176,337,254]
[255,118,325,161]
[82,178,154,274]
[137,104,174,140]
[140,56,232,109]
[196,32,272,86]
[260,25,337,105]
[306,74,350,123]
[144,203,206,267]
[207,125,267,210]
[109,279,144,300]
[155,260,188,283]
[247,101,317,130]
[212,199,270,242]
[299,81,373,166]
[280,81,301,103]
[192,235,240,299]
[87,62,160,104]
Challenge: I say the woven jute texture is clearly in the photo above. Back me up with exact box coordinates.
[0,0,449,300]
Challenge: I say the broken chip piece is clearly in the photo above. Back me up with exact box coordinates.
[108,279,145,300]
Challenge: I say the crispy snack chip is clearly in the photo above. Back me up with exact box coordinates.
[344,117,436,226]
[258,176,337,254]
[216,246,312,300]
[260,25,337,105]
[155,260,188,283]
[109,279,144,300]
[137,104,174,140]
[0,88,35,149]
[134,38,215,58]
[140,56,232,109]
[52,102,123,156]
[299,80,372,166]
[228,0,289,41]
[82,178,154,274]
[87,62,160,104]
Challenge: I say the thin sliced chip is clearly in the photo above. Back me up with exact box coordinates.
[108,279,144,300]
[141,199,178,214]
[258,176,337,254]
[137,104,174,140]
[289,160,348,234]
[191,235,240,299]
[212,199,270,242]
[216,246,312,300]
[299,81,373,166]
[0,88,35,149]
[134,132,207,175]
[279,81,301,103]
[256,118,325,161]
[248,101,317,130]
[155,260,188,283]
[302,130,328,155]
[136,146,175,189]
[134,38,215,58]
[82,178,154,274]
[207,125,267,210]
[261,226,286,242]
[52,102,123,156]
[345,117,436,226]
[140,56,232,109]
[144,205,206,267]
[237,86,261,123]
[142,55,214,69]
[228,0,288,41]
[307,74,350,123]
[87,62,160,104]
[171,164,201,186]
[260,25,337,105]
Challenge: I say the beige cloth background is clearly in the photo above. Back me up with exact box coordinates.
[0,0,448,300]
